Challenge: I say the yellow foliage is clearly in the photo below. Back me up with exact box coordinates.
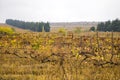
[0,26,15,34]
[58,28,67,36]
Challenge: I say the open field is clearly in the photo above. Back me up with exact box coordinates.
[0,31,120,80]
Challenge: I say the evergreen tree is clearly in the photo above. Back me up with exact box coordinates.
[104,20,111,31]
[97,22,105,31]
[44,22,50,32]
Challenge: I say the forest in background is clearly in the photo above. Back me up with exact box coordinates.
[6,19,50,32]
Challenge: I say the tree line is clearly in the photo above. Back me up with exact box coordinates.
[89,19,120,32]
[6,19,50,32]
[97,19,120,32]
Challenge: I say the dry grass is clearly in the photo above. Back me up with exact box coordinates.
[0,32,120,80]
[0,53,120,80]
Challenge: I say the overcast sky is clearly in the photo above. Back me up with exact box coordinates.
[0,0,120,23]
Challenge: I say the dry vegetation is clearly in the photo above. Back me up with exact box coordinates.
[0,23,31,33]
[0,31,120,80]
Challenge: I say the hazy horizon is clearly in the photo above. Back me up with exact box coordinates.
[0,0,120,23]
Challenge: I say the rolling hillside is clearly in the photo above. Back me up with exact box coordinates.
[0,23,31,33]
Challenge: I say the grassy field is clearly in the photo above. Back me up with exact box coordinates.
[0,25,120,80]
[0,53,120,80]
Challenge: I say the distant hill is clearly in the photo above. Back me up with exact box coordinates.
[50,22,98,31]
[0,23,32,33]
[50,22,98,27]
